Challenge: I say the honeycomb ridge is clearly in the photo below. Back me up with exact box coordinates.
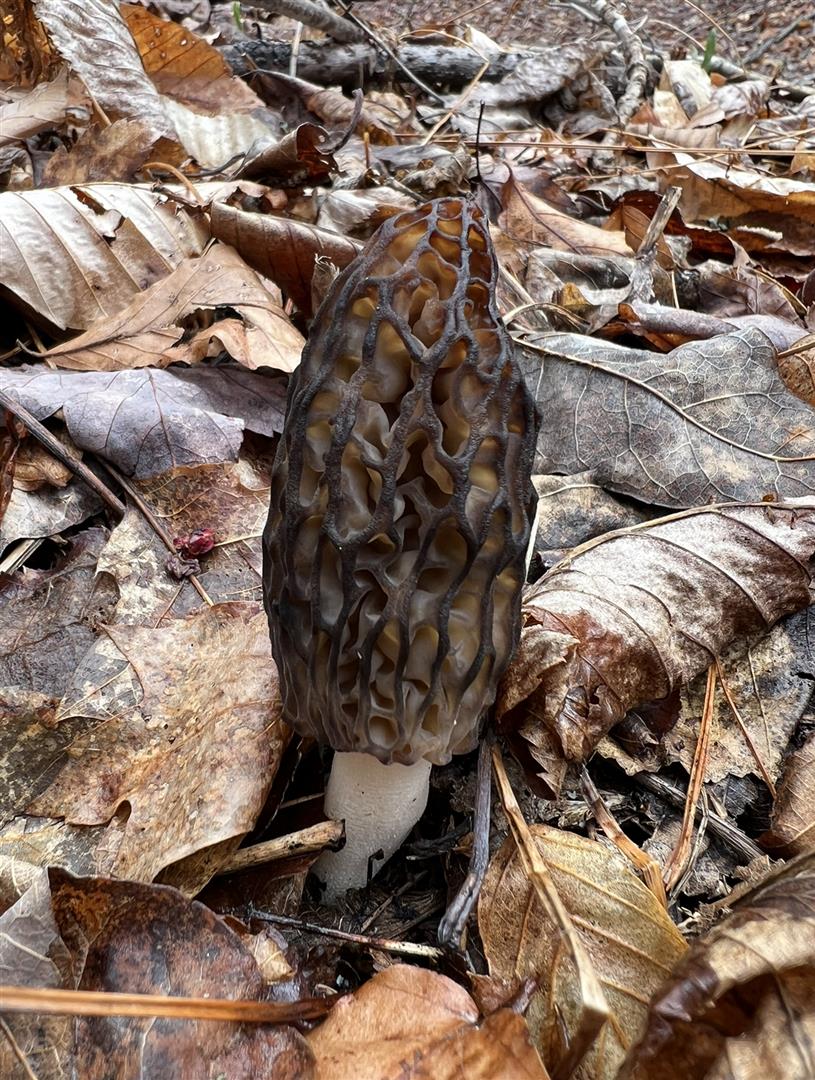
[263,198,538,765]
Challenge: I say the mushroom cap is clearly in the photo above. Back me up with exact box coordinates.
[263,198,538,766]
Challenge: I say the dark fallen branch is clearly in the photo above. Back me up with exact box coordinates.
[221,39,523,90]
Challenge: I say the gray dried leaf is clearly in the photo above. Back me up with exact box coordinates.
[0,365,286,478]
[523,327,815,507]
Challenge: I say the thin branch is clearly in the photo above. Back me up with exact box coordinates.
[217,820,344,875]
[251,911,445,962]
[0,985,332,1024]
[250,0,365,43]
[0,389,124,517]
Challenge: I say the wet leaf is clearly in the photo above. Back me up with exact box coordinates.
[121,3,262,114]
[620,853,815,1080]
[44,244,304,373]
[501,502,815,765]
[0,65,71,146]
[523,328,815,507]
[478,825,686,1080]
[309,964,548,1079]
[32,0,174,140]
[0,364,286,478]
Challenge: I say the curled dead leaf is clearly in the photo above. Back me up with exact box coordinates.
[620,852,815,1080]
[500,501,815,771]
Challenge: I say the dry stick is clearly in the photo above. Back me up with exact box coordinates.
[97,461,213,607]
[216,820,345,876]
[633,772,763,863]
[250,0,365,43]
[492,746,608,1080]
[714,657,777,798]
[574,0,648,166]
[438,729,494,950]
[663,664,716,892]
[0,1016,37,1080]
[332,7,446,104]
[251,911,445,962]
[580,768,668,909]
[636,185,682,258]
[0,985,332,1024]
[0,389,125,518]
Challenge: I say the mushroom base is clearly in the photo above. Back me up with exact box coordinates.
[313,751,432,903]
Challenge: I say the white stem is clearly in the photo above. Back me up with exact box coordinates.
[313,752,432,903]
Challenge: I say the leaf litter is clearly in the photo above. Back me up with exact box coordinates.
[2,0,815,1076]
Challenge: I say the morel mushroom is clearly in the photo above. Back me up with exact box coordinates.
[263,198,538,900]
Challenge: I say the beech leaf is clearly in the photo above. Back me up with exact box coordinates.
[620,853,815,1080]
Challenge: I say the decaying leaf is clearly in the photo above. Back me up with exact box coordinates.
[765,731,815,856]
[500,502,815,768]
[0,528,117,722]
[0,868,314,1079]
[523,328,815,507]
[0,364,286,477]
[98,455,269,623]
[620,853,815,1080]
[27,604,286,891]
[478,825,686,1079]
[41,118,155,185]
[43,244,304,373]
[309,964,548,1079]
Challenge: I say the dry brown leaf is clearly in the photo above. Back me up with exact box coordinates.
[0,0,58,85]
[309,964,549,1079]
[764,732,815,855]
[121,2,262,114]
[0,868,314,1079]
[620,852,815,1080]
[523,328,815,507]
[0,182,210,331]
[44,244,304,373]
[210,200,361,316]
[42,118,154,185]
[32,0,174,140]
[257,70,396,145]
[500,174,632,259]
[29,604,287,890]
[236,123,334,184]
[479,825,686,1080]
[666,157,815,241]
[500,502,815,769]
